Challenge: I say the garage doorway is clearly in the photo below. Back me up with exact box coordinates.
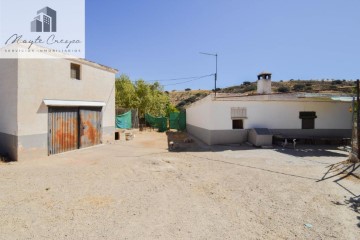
[79,107,102,148]
[48,107,102,155]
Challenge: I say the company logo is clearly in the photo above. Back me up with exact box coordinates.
[31,7,57,33]
[0,0,85,59]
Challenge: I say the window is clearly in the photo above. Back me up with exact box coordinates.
[231,107,246,129]
[233,119,244,129]
[302,118,315,129]
[299,111,317,129]
[71,63,81,80]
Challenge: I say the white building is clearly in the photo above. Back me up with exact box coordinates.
[0,46,117,161]
[186,74,352,145]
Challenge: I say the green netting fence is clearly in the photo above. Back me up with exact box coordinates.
[116,111,132,129]
[169,111,186,131]
[145,114,168,132]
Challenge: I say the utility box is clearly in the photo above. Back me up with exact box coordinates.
[249,128,273,147]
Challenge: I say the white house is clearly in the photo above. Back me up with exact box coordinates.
[0,45,118,161]
[186,73,352,145]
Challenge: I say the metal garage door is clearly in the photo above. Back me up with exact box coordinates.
[48,107,103,155]
[79,107,102,148]
[48,107,79,155]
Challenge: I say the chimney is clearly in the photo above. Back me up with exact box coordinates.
[257,72,272,94]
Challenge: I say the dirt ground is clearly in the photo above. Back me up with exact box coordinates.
[1,131,360,240]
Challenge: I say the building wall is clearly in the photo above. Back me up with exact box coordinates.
[187,124,248,145]
[210,100,352,130]
[186,97,214,144]
[0,59,18,160]
[16,58,116,160]
[187,96,352,145]
[186,97,213,129]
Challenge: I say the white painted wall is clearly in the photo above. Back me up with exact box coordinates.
[0,59,18,135]
[17,58,116,136]
[186,97,213,129]
[187,96,352,130]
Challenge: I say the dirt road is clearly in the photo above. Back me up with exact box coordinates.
[0,131,359,239]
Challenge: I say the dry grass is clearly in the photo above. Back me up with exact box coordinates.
[169,90,211,109]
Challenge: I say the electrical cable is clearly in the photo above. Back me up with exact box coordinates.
[146,74,214,82]
[162,74,214,86]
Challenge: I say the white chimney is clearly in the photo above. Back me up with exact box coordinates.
[257,72,272,94]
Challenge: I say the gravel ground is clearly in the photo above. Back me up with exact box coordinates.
[0,131,359,240]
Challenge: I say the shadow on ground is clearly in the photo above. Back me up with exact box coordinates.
[274,148,349,158]
[321,161,360,228]
[166,131,350,159]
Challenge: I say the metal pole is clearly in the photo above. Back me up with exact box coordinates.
[215,54,218,97]
[357,79,360,159]
[200,52,218,98]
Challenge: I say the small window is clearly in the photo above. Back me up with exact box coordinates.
[71,63,81,80]
[302,118,315,129]
[299,111,316,129]
[233,119,244,129]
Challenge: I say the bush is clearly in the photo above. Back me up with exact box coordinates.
[243,81,251,86]
[293,84,306,92]
[244,85,256,92]
[332,80,342,85]
[305,83,312,87]
[342,87,353,93]
[329,85,338,90]
[305,86,313,91]
[278,86,290,93]
[185,88,191,91]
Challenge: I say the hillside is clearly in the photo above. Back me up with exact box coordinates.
[169,80,355,109]
[169,90,211,110]
[220,79,354,95]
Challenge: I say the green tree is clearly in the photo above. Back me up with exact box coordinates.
[166,103,179,117]
[115,74,137,108]
[115,75,173,117]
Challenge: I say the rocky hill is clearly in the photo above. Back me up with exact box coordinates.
[169,80,355,109]
[169,90,211,110]
[219,79,354,95]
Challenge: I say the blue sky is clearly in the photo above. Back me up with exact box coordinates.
[86,0,360,91]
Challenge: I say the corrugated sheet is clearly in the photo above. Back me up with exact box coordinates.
[80,107,102,148]
[48,107,79,155]
[48,107,103,155]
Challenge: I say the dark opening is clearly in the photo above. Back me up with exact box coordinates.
[302,118,315,129]
[299,111,316,129]
[299,111,317,119]
[115,132,120,140]
[71,63,81,80]
[232,119,244,129]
